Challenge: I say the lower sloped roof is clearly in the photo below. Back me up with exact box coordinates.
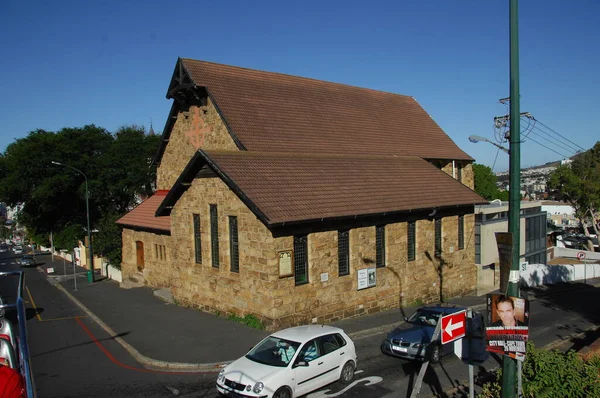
[116,190,171,232]
[156,151,487,227]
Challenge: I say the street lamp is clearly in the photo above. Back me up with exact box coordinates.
[51,161,95,283]
[468,135,510,154]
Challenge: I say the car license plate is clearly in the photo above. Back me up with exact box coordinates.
[392,345,408,353]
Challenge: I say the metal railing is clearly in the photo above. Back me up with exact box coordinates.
[0,270,37,398]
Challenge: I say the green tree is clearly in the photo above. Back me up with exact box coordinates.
[0,125,159,259]
[473,163,507,201]
[547,142,600,245]
[93,212,123,268]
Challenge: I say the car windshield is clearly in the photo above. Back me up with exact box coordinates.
[245,336,301,367]
[407,309,442,327]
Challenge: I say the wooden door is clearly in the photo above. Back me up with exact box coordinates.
[136,241,145,271]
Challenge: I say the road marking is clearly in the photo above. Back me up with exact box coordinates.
[75,317,214,375]
[25,285,88,322]
[306,376,383,398]
[26,286,43,321]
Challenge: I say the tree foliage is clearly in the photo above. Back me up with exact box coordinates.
[93,213,124,269]
[477,343,600,398]
[473,164,509,201]
[0,125,160,265]
[547,142,600,239]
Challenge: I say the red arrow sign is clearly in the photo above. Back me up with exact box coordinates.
[441,310,467,345]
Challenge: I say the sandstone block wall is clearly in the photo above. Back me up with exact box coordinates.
[130,175,478,330]
[121,229,174,286]
[157,99,238,190]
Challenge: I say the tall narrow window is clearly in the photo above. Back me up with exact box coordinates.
[458,215,465,250]
[210,204,219,268]
[229,216,239,273]
[193,214,202,264]
[435,218,442,257]
[294,234,308,285]
[457,163,463,182]
[338,230,349,276]
[376,225,386,268]
[407,221,416,261]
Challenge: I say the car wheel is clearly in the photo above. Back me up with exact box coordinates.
[273,386,292,398]
[340,361,355,384]
[429,344,441,363]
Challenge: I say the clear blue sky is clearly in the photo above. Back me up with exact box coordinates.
[1,0,598,172]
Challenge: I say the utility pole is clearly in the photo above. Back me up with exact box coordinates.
[502,0,521,397]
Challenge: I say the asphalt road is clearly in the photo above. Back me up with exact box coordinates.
[1,250,599,398]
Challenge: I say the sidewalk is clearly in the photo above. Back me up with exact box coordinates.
[33,253,600,372]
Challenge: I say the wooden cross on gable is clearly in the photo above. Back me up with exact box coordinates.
[186,107,211,149]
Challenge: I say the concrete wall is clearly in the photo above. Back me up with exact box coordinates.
[521,262,600,287]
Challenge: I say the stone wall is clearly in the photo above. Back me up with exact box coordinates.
[156,99,238,190]
[121,229,174,287]
[154,176,477,330]
[439,160,475,190]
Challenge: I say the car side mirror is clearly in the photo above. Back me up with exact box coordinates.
[293,360,309,368]
[404,317,409,322]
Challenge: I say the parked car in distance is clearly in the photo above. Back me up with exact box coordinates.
[216,325,357,398]
[18,255,36,267]
[0,245,7,253]
[381,304,484,363]
[13,245,23,255]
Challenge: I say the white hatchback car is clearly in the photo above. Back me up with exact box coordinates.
[216,325,357,398]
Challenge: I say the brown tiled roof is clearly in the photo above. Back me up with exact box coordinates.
[177,58,472,161]
[157,150,486,226]
[116,190,171,232]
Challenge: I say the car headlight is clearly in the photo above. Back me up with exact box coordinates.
[217,369,225,383]
[253,382,264,394]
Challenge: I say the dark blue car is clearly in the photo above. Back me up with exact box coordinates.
[380,304,484,363]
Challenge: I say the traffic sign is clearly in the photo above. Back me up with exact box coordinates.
[441,310,467,344]
[577,251,586,260]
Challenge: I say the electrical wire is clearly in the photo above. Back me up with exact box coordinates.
[520,121,579,158]
[523,135,571,159]
[491,147,501,172]
[522,118,583,155]
[533,118,586,152]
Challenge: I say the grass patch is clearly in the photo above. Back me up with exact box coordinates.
[227,313,265,330]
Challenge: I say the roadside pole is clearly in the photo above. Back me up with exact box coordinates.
[410,321,441,398]
[73,249,78,292]
[502,0,521,396]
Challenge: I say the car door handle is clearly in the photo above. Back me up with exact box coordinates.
[340,352,344,355]
[318,361,323,365]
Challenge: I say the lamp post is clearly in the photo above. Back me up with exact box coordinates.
[51,161,95,283]
[468,135,510,155]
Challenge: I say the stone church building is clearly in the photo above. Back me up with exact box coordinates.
[116,58,486,329]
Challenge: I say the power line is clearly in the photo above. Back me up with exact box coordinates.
[523,135,571,159]
[520,118,579,157]
[532,118,586,152]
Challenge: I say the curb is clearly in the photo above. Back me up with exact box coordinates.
[45,273,230,373]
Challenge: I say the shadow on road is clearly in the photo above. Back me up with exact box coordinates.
[523,282,600,325]
[31,331,131,358]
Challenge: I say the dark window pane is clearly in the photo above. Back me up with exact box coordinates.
[458,215,464,250]
[338,230,349,276]
[435,218,442,257]
[229,216,239,273]
[376,225,386,268]
[210,204,219,268]
[294,235,308,285]
[193,214,202,264]
[407,221,416,261]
